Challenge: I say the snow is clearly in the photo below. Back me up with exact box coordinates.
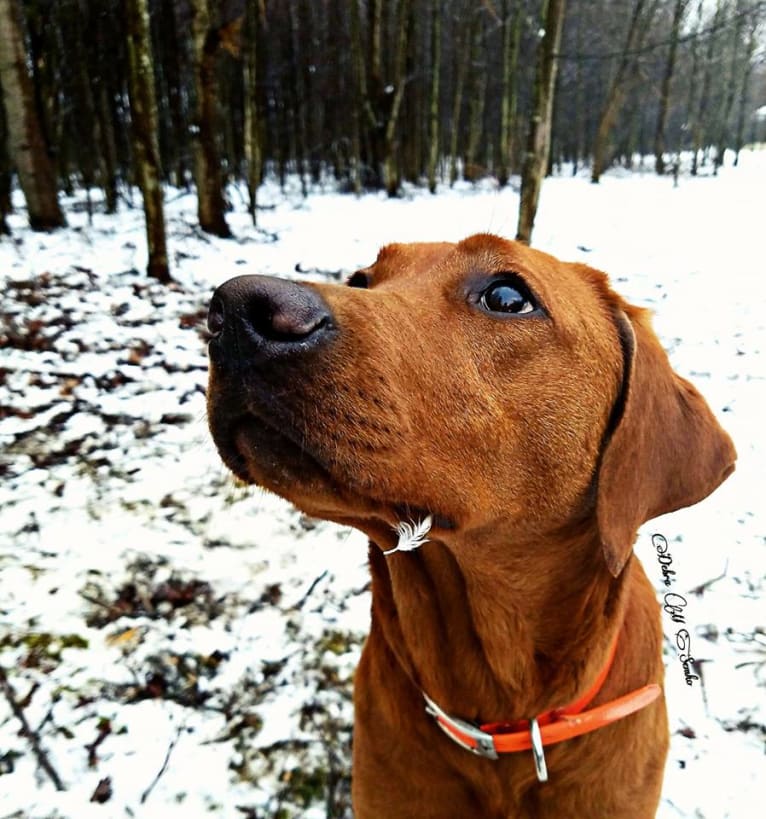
[1,151,764,817]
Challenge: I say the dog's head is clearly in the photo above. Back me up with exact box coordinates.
[207,234,735,575]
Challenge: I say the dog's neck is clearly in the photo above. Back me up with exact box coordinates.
[368,520,629,722]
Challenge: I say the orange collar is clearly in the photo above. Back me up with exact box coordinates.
[423,630,661,781]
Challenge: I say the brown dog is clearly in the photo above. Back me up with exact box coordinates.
[206,235,735,818]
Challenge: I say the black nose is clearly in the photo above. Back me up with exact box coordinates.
[208,275,334,363]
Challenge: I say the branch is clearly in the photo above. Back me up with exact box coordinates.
[0,665,66,791]
[556,0,766,62]
[140,722,184,804]
[288,570,329,611]
[689,560,729,596]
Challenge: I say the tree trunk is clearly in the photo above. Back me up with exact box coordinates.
[0,88,11,234]
[349,0,369,191]
[426,0,441,194]
[516,0,566,245]
[572,5,584,175]
[124,0,170,283]
[189,0,231,237]
[464,13,487,182]
[401,11,422,186]
[591,0,653,183]
[654,0,687,175]
[160,0,189,188]
[244,0,262,222]
[690,0,722,176]
[92,6,119,213]
[65,0,107,222]
[733,22,757,167]
[368,0,386,188]
[448,5,472,186]
[714,0,746,173]
[0,0,65,230]
[382,0,412,197]
[96,83,120,213]
[498,1,522,186]
[287,0,308,196]
[24,1,58,187]
[684,0,703,163]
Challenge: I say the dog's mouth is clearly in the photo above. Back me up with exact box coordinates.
[210,407,455,534]
[212,407,334,491]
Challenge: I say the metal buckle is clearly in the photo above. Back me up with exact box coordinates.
[423,693,499,760]
[529,717,548,782]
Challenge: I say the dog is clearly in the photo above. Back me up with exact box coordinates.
[206,235,735,818]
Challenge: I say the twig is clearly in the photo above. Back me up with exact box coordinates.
[0,665,66,791]
[689,560,728,596]
[85,719,112,768]
[78,591,124,619]
[140,722,184,804]
[693,658,712,717]
[289,570,329,611]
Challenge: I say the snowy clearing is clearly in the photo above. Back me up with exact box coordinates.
[1,153,764,818]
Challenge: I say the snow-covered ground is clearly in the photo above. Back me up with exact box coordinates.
[1,152,764,818]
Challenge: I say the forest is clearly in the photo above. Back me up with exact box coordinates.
[2,3,766,817]
[0,0,765,276]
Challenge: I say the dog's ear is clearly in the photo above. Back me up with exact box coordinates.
[597,309,736,577]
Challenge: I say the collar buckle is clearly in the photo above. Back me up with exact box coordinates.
[424,693,499,760]
[529,717,548,782]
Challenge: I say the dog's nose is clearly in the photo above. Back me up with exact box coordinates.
[208,275,333,362]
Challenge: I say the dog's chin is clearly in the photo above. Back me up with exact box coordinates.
[210,413,454,538]
[213,412,335,497]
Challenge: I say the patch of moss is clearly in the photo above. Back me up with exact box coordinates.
[279,765,328,808]
[1,631,89,669]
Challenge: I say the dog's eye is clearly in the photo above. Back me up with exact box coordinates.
[480,280,537,315]
[347,271,370,289]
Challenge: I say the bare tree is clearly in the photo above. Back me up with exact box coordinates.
[517,0,567,244]
[0,0,762,221]
[0,0,65,230]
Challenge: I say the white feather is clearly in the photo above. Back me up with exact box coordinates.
[383,515,433,556]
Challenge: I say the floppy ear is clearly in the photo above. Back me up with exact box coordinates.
[597,309,736,577]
